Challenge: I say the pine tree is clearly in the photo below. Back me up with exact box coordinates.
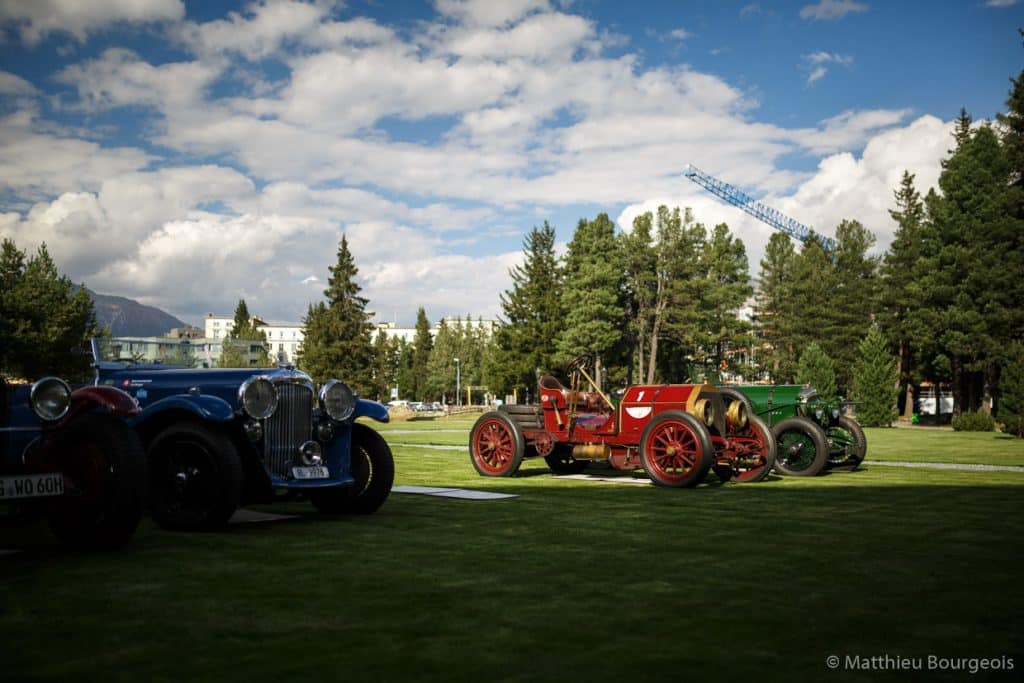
[694,222,753,378]
[370,329,393,403]
[881,171,927,420]
[621,211,656,382]
[828,219,879,392]
[556,213,625,390]
[411,308,433,400]
[296,235,374,393]
[0,239,98,380]
[796,342,837,399]
[425,317,456,401]
[996,30,1024,189]
[852,326,898,427]
[754,232,797,381]
[220,299,272,367]
[997,342,1024,437]
[490,223,563,397]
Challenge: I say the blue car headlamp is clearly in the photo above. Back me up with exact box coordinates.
[320,380,355,421]
[30,377,71,422]
[239,377,278,420]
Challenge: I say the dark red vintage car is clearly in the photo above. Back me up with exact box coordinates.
[469,356,776,487]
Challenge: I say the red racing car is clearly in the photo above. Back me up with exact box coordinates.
[469,355,776,487]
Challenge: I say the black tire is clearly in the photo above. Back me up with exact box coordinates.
[640,410,714,488]
[469,411,525,477]
[544,446,588,474]
[309,424,394,515]
[827,415,867,470]
[772,416,829,477]
[47,413,146,550]
[718,387,755,412]
[147,423,242,531]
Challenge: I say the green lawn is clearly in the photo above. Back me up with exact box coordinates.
[1,425,1022,682]
[864,426,1024,466]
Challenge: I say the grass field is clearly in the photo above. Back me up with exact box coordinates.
[2,418,1022,682]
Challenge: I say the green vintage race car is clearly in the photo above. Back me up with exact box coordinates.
[717,384,866,477]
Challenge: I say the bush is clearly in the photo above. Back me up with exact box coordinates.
[951,411,995,432]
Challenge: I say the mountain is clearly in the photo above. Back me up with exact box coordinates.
[87,289,189,337]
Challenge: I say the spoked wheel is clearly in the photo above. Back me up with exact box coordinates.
[47,414,146,550]
[148,423,242,531]
[469,412,525,477]
[309,424,394,514]
[714,414,777,483]
[772,417,829,477]
[640,411,714,488]
[544,445,588,475]
[826,416,867,470]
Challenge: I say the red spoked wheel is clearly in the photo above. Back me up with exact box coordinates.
[469,412,525,477]
[715,414,777,483]
[640,411,713,488]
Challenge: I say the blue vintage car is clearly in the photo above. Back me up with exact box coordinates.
[1,376,146,548]
[90,337,394,531]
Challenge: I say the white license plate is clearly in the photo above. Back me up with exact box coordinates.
[292,466,330,480]
[0,472,64,500]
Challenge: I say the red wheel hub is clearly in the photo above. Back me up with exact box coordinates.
[646,420,700,481]
[472,418,517,475]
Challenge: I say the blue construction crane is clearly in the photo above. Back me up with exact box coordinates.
[683,164,837,253]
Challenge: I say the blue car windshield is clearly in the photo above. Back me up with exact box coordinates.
[92,338,273,369]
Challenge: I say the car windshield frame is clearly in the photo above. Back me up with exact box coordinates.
[91,337,270,370]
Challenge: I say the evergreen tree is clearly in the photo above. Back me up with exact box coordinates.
[796,342,837,399]
[996,30,1024,189]
[880,171,927,419]
[621,211,656,382]
[917,124,1020,413]
[997,342,1024,437]
[754,232,797,381]
[778,235,834,383]
[851,326,899,427]
[425,318,456,401]
[411,308,433,400]
[828,219,879,392]
[0,239,98,380]
[951,107,973,152]
[296,235,374,393]
[393,337,415,401]
[490,223,563,397]
[370,329,393,403]
[694,222,753,379]
[658,210,706,382]
[220,298,272,367]
[556,213,625,390]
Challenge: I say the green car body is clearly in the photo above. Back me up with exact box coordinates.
[718,384,866,476]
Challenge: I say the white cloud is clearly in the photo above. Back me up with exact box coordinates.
[801,51,853,86]
[799,0,868,22]
[985,0,1019,7]
[434,0,551,28]
[175,0,334,59]
[0,110,151,198]
[0,0,184,45]
[669,27,693,41]
[618,114,952,273]
[0,70,38,95]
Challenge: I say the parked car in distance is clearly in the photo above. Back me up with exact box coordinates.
[717,384,866,476]
[1,376,146,549]
[91,337,394,531]
[470,354,776,487]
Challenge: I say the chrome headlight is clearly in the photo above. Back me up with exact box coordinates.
[238,377,278,420]
[320,379,355,421]
[30,377,71,422]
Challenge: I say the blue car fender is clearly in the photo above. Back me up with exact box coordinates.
[136,394,236,424]
[353,398,389,423]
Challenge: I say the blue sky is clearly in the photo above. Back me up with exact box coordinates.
[0,0,1021,326]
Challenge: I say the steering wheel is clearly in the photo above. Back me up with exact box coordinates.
[564,352,595,381]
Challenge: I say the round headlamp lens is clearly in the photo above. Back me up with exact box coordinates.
[320,380,355,421]
[240,377,278,420]
[30,377,71,422]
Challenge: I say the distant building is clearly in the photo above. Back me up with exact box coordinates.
[372,317,497,344]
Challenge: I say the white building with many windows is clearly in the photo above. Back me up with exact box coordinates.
[204,314,305,364]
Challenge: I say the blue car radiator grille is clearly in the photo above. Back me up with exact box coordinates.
[264,382,314,476]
